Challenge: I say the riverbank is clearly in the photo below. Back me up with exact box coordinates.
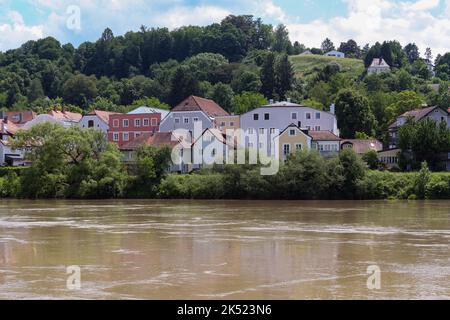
[2,167,450,200]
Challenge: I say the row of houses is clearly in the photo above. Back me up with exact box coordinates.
[1,95,449,172]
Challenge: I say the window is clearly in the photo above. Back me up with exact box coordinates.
[221,122,226,127]
[253,114,259,120]
[248,128,254,134]
[315,112,321,119]
[211,149,216,157]
[184,117,189,124]
[248,142,254,148]
[113,119,119,127]
[291,112,297,120]
[88,120,94,128]
[319,144,324,151]
[151,118,157,126]
[289,129,296,136]
[264,113,270,120]
[332,144,338,151]
[283,144,290,155]
[135,119,141,127]
[123,119,129,127]
[259,128,265,134]
[113,133,119,141]
[135,132,141,138]
[193,117,199,122]
[230,122,234,126]
[174,118,180,124]
[123,132,129,141]
[143,118,150,126]
[306,113,311,119]
[296,144,302,151]
[315,126,321,131]
[270,128,276,134]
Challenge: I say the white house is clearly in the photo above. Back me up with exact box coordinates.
[0,119,27,166]
[367,58,391,75]
[159,96,229,137]
[324,51,345,58]
[79,110,120,134]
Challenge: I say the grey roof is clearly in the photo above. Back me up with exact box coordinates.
[128,106,170,118]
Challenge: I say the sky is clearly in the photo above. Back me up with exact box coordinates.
[0,0,449,56]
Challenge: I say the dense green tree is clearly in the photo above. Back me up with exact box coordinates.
[404,43,420,64]
[260,52,276,99]
[168,67,200,106]
[62,74,99,109]
[338,39,360,58]
[28,78,45,102]
[321,38,335,53]
[274,54,294,100]
[207,83,234,112]
[231,70,261,93]
[335,89,376,138]
[232,92,267,114]
[272,24,291,53]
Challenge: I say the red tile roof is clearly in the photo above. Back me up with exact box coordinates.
[0,119,19,135]
[48,110,82,122]
[120,132,184,151]
[340,139,383,154]
[172,96,229,118]
[87,110,121,124]
[308,130,341,141]
[2,111,36,124]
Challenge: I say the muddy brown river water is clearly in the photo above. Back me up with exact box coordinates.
[0,200,449,299]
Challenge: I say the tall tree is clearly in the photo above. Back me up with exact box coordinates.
[335,89,376,138]
[28,78,45,102]
[272,24,291,53]
[260,52,276,99]
[404,43,420,64]
[338,39,360,58]
[274,54,294,100]
[321,38,335,53]
[168,67,200,106]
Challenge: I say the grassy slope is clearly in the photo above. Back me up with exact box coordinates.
[290,54,365,80]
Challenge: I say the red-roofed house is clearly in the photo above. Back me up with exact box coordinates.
[120,131,191,173]
[308,130,341,156]
[0,118,27,166]
[79,110,121,134]
[159,96,230,135]
[0,111,36,125]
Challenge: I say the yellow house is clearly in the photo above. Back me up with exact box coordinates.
[276,124,312,162]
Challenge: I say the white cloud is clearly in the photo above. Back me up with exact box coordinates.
[0,11,43,51]
[154,5,231,29]
[285,0,450,55]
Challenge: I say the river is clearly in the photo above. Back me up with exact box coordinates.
[0,200,449,299]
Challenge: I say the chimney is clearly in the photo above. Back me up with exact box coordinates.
[330,103,336,115]
[287,98,291,103]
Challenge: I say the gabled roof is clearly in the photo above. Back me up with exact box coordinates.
[341,139,383,154]
[192,128,236,148]
[86,110,121,124]
[172,96,229,118]
[369,58,390,68]
[389,106,448,129]
[120,132,186,151]
[1,111,36,124]
[278,123,310,137]
[0,119,19,135]
[308,130,341,141]
[48,110,82,122]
